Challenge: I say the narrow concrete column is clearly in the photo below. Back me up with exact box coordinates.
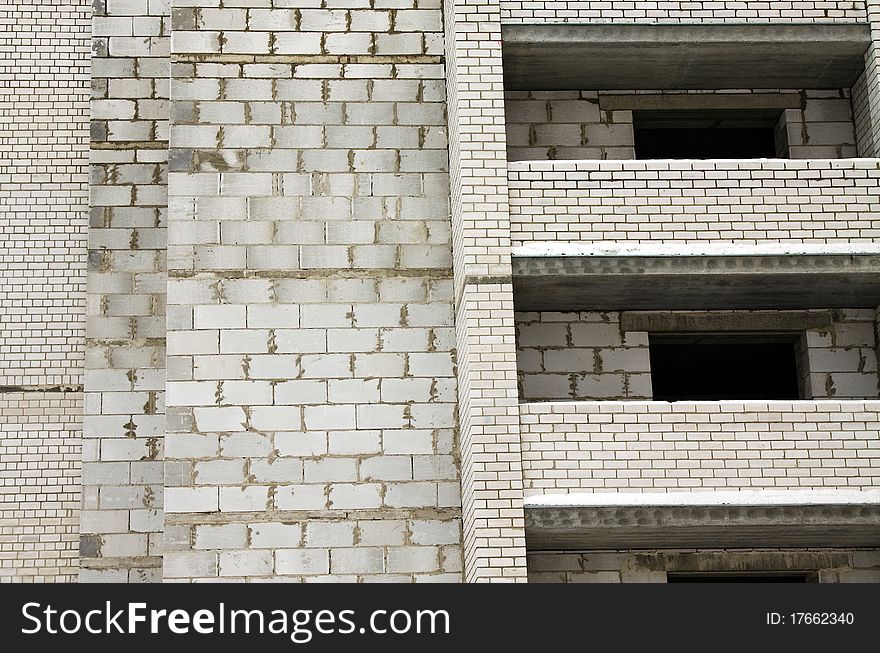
[444,0,529,581]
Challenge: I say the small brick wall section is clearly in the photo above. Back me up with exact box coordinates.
[518,400,880,494]
[508,159,880,246]
[500,1,868,23]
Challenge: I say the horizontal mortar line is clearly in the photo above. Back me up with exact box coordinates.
[85,339,166,348]
[168,268,454,280]
[79,556,162,570]
[165,508,463,525]
[0,384,83,394]
[171,54,444,65]
[91,141,169,150]
[462,274,513,286]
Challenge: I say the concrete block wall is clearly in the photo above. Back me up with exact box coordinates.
[0,1,89,582]
[507,159,880,246]
[518,400,880,493]
[82,0,170,582]
[505,90,858,162]
[164,0,462,582]
[445,0,529,581]
[0,392,82,582]
[500,1,868,23]
[505,91,634,161]
[516,312,652,401]
[527,548,880,583]
[803,309,880,398]
[516,310,879,402]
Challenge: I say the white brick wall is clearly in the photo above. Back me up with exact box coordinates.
[0,0,88,583]
[0,392,81,582]
[519,400,880,494]
[500,1,868,23]
[508,159,880,246]
[445,0,530,581]
[0,1,89,386]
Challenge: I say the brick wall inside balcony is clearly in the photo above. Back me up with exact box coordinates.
[516,311,652,401]
[519,400,880,493]
[164,0,462,582]
[0,0,89,583]
[527,549,880,583]
[500,1,868,23]
[505,90,858,161]
[508,159,880,246]
[516,310,880,402]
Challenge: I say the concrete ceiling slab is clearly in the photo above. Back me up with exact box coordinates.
[512,254,880,311]
[525,503,880,550]
[502,23,871,90]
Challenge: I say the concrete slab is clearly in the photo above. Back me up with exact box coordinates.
[525,502,880,550]
[512,254,880,311]
[503,23,871,90]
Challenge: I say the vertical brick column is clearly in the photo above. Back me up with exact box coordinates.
[164,1,462,582]
[855,1,880,155]
[444,0,528,581]
[82,0,169,582]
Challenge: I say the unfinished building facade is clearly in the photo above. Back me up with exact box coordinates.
[1,0,879,582]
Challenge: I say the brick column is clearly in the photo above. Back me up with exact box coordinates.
[444,0,528,581]
[82,0,169,582]
[855,1,880,155]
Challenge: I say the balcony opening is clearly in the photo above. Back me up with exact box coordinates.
[633,109,783,159]
[649,333,803,401]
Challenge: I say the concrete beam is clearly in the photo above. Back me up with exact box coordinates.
[598,93,803,112]
[525,503,880,550]
[512,254,880,311]
[619,310,834,333]
[502,23,871,90]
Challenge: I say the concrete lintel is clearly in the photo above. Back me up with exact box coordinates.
[619,310,834,333]
[525,503,880,550]
[598,92,803,112]
[512,254,880,311]
[502,23,871,90]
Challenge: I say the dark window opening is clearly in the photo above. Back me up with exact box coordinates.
[667,573,816,583]
[649,334,802,401]
[633,109,783,159]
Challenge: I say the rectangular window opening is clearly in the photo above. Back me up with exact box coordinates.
[649,333,803,401]
[633,109,784,159]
